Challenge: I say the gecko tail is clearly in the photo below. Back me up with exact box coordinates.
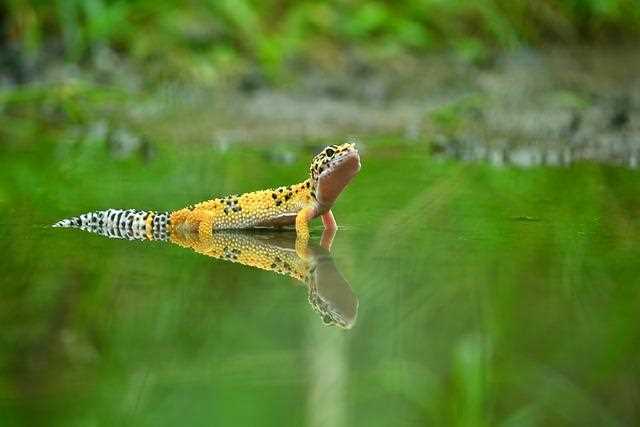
[52,209,171,241]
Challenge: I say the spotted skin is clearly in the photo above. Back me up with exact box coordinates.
[53,143,361,242]
[52,209,171,241]
[171,142,360,238]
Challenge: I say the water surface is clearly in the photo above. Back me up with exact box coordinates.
[1,140,639,426]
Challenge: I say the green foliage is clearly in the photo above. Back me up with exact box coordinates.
[3,1,640,82]
[428,95,486,135]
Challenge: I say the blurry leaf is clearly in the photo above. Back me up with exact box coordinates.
[393,19,432,49]
[344,2,390,39]
[55,0,83,59]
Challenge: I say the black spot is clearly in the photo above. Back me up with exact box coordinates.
[305,182,310,188]
[275,200,282,206]
[285,194,291,201]
[278,188,283,193]
[272,193,277,199]
[270,263,276,268]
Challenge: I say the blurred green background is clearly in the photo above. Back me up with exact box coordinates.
[3,0,640,151]
[2,1,640,426]
[3,0,640,83]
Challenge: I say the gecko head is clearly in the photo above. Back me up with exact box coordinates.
[309,142,361,210]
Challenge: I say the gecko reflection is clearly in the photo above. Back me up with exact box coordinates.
[54,210,358,327]
[170,228,359,329]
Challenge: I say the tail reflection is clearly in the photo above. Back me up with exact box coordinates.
[170,229,359,329]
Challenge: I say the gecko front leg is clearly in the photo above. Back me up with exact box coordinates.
[321,210,337,232]
[295,205,316,258]
[320,210,337,250]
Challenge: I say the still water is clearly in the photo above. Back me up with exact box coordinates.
[1,140,639,426]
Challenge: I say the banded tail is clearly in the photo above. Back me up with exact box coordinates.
[52,209,171,241]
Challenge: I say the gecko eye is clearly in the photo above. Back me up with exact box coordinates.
[325,148,335,157]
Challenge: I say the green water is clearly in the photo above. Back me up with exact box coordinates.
[1,139,639,426]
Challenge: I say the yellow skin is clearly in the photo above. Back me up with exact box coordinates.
[168,143,361,246]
